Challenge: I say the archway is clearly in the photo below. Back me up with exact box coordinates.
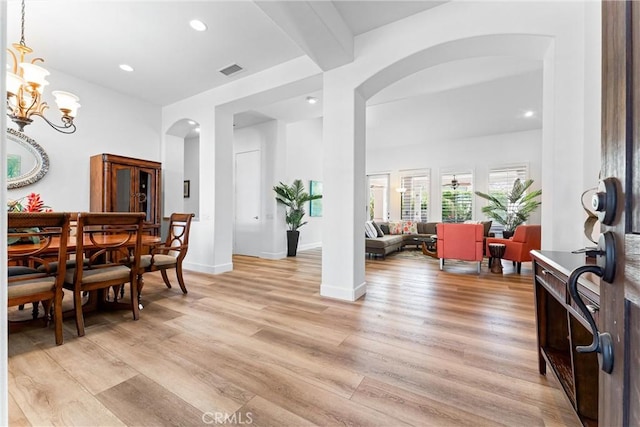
[165,118,201,227]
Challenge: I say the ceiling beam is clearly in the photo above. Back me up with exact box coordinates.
[255,1,353,71]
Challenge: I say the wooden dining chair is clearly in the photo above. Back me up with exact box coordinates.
[139,213,194,294]
[8,212,71,345]
[36,212,89,274]
[63,212,145,337]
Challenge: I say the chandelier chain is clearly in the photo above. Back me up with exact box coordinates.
[19,0,26,46]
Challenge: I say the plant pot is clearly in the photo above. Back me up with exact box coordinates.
[502,230,514,239]
[287,230,300,257]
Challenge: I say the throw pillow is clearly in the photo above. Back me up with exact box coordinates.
[365,221,378,238]
[371,221,384,237]
[380,223,390,234]
[388,221,403,235]
[402,220,418,234]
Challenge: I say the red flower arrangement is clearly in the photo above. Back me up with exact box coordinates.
[7,193,52,212]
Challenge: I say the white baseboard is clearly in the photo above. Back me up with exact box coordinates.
[183,261,233,275]
[320,281,367,302]
[260,251,286,259]
[298,242,322,252]
[259,243,321,260]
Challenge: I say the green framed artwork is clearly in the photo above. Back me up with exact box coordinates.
[309,180,323,217]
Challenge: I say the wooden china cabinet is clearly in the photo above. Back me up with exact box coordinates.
[90,154,162,235]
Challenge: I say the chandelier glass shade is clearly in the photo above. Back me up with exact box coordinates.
[6,0,80,134]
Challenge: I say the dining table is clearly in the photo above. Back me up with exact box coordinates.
[8,231,162,317]
[7,233,161,256]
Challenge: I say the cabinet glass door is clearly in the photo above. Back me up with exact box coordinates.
[114,167,132,212]
[138,168,155,222]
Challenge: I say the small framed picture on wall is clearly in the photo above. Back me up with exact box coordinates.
[184,180,190,198]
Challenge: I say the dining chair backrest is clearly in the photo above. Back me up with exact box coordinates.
[8,212,71,345]
[65,212,146,337]
[74,212,146,275]
[140,212,195,295]
[163,213,195,259]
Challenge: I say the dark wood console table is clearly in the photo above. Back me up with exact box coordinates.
[531,250,600,427]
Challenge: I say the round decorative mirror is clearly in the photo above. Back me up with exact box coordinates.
[6,128,49,189]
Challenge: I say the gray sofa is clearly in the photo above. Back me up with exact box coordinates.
[365,222,438,258]
[366,221,493,259]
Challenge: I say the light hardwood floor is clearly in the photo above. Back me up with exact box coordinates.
[8,249,580,426]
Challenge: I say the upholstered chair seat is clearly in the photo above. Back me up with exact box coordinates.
[485,224,541,273]
[8,277,56,299]
[139,254,176,268]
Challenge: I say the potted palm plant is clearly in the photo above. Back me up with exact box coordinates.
[273,179,322,256]
[475,178,541,238]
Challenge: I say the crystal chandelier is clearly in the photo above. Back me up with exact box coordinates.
[6,0,80,134]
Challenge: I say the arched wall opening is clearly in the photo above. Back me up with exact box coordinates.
[164,118,201,236]
[359,34,550,233]
[321,2,600,300]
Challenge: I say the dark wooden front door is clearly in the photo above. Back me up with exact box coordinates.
[600,1,639,425]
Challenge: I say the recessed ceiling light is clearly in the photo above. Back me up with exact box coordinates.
[189,19,207,32]
[306,96,318,104]
[524,110,535,118]
[195,127,201,133]
[119,64,134,72]
[188,120,195,125]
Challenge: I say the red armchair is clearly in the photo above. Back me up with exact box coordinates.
[485,225,541,274]
[437,223,484,273]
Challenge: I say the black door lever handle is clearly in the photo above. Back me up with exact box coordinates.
[568,265,613,373]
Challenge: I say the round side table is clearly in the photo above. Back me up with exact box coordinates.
[488,243,506,274]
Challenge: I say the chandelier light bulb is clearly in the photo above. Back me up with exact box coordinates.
[52,91,81,118]
[6,72,24,96]
[19,62,50,89]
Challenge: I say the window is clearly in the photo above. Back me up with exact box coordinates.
[488,165,527,196]
[400,171,430,221]
[441,172,473,223]
[486,165,528,231]
[368,174,389,221]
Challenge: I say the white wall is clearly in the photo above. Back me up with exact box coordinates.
[286,117,323,250]
[367,128,543,225]
[183,136,200,218]
[232,117,323,255]
[6,68,161,212]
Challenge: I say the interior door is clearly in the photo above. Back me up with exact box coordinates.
[234,150,261,257]
[600,2,639,425]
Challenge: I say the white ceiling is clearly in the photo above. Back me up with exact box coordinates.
[5,0,542,140]
[330,1,446,35]
[5,0,445,106]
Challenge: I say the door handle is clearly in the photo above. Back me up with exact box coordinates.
[567,231,616,373]
[591,177,618,225]
[253,216,259,220]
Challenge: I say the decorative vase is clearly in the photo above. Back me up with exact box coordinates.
[502,230,514,239]
[287,230,300,257]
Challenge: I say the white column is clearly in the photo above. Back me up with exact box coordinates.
[321,80,367,301]
[262,120,288,259]
[212,108,234,272]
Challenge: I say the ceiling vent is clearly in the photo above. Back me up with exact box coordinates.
[219,63,243,76]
